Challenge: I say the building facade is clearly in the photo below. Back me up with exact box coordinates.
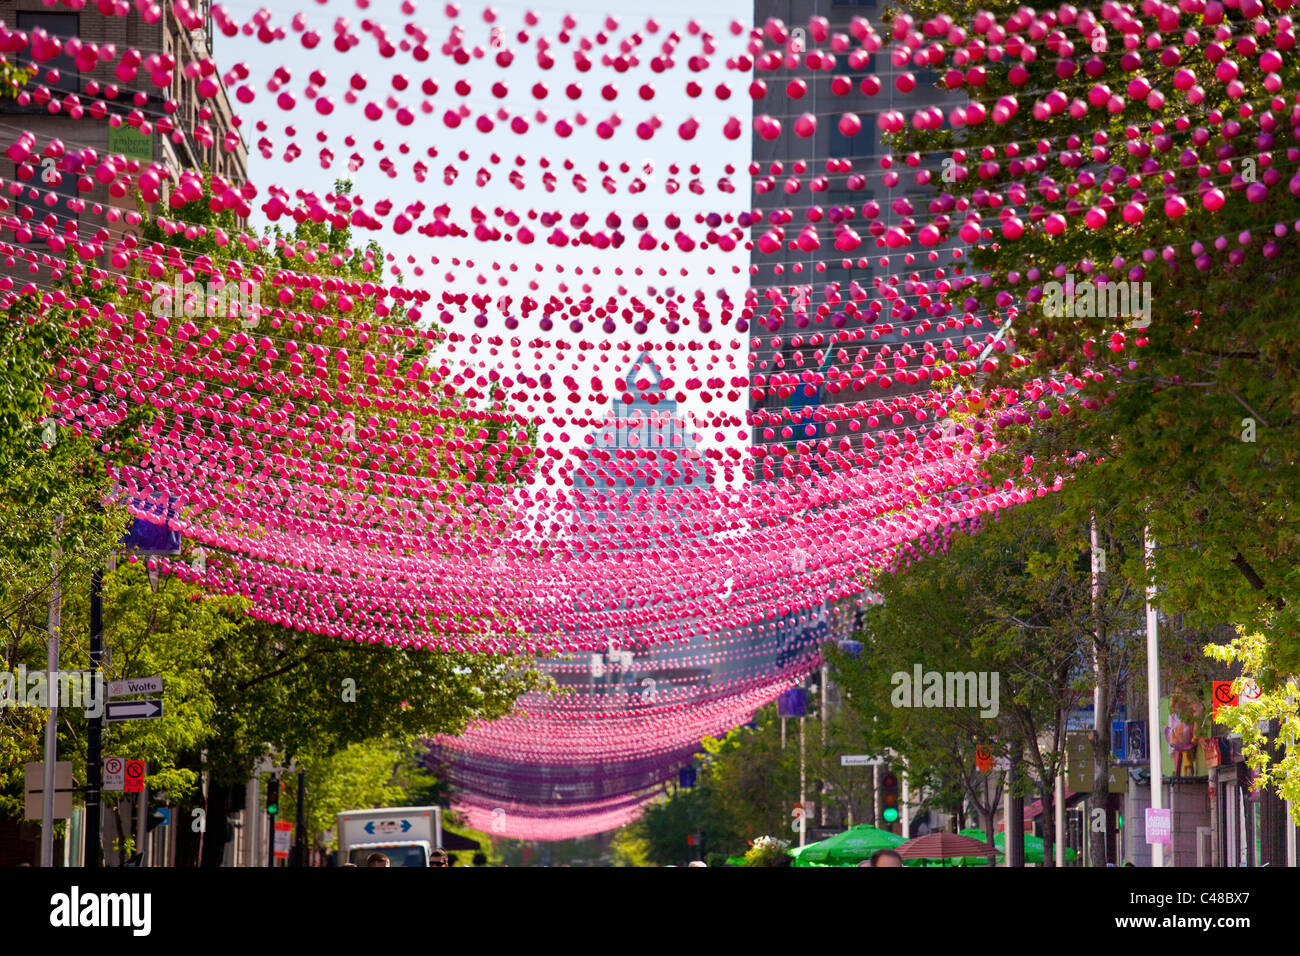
[0,1,247,261]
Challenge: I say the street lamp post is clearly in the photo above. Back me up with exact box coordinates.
[1145,527,1164,867]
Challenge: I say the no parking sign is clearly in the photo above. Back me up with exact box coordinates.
[125,760,146,793]
[103,757,125,791]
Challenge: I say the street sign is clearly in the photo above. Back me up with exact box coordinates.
[125,760,146,793]
[840,754,883,767]
[103,757,125,791]
[274,821,294,859]
[1145,807,1171,845]
[106,699,163,722]
[1212,680,1238,718]
[975,744,993,772]
[1111,720,1127,760]
[24,762,73,820]
[1107,767,1128,794]
[1066,731,1092,791]
[108,676,163,698]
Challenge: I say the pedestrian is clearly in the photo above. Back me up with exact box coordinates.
[429,849,449,867]
[365,851,390,867]
[860,848,904,867]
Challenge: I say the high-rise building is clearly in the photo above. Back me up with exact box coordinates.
[749,1,965,475]
[0,1,247,260]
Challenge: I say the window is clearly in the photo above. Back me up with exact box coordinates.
[829,113,877,161]
[10,13,80,110]
[15,167,80,247]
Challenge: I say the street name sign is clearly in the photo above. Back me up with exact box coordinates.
[108,676,163,698]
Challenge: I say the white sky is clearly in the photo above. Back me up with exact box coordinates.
[220,0,756,486]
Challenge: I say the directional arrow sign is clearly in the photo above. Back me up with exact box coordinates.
[363,819,412,836]
[106,699,163,722]
[108,676,163,698]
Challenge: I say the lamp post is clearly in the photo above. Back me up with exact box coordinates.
[1145,527,1164,867]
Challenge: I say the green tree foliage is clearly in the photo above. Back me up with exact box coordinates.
[635,707,810,865]
[889,1,1300,802]
[280,740,409,850]
[830,495,1169,861]
[608,820,653,867]
[0,173,544,861]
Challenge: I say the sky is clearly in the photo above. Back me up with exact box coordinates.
[218,0,757,488]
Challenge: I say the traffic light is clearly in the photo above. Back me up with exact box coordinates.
[266,777,280,817]
[880,772,900,826]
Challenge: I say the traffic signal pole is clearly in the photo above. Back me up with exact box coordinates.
[267,776,280,868]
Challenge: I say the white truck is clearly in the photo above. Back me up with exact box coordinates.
[336,806,443,867]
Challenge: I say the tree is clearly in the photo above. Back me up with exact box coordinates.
[831,495,1153,863]
[890,0,1300,811]
[1,171,545,864]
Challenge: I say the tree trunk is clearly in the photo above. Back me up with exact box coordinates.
[1041,785,1055,867]
[171,749,204,867]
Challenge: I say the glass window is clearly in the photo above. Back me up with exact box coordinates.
[829,113,876,160]
[13,12,80,105]
[16,167,80,247]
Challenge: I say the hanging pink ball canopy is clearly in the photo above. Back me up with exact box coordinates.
[5,0,1295,838]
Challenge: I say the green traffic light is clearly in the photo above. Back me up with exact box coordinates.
[883,808,899,823]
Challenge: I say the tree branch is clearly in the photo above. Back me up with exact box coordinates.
[1230,551,1286,611]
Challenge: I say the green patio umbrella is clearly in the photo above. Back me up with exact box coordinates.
[789,842,832,867]
[958,827,1078,864]
[795,825,907,867]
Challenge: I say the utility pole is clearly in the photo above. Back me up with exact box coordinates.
[1145,527,1164,867]
[137,785,148,866]
[798,715,806,848]
[40,530,62,868]
[85,566,104,869]
[1008,743,1025,866]
[820,662,828,828]
[294,769,307,867]
[873,762,880,828]
[901,771,910,838]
